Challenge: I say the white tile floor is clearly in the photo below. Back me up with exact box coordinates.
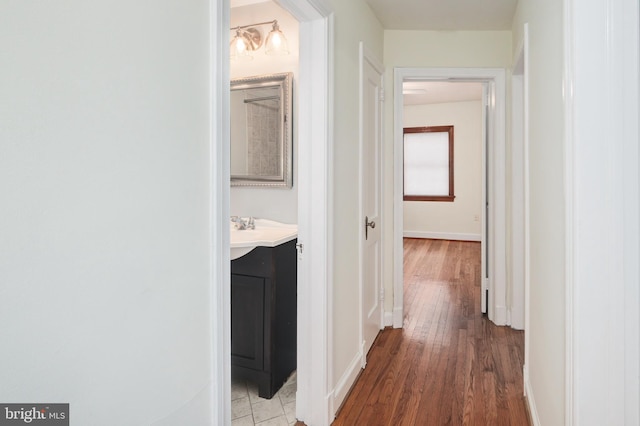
[231,372,297,426]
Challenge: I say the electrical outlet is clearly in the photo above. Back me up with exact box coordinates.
[473,214,480,222]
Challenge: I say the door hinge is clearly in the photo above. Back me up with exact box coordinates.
[379,87,385,102]
[380,287,385,303]
[295,242,303,253]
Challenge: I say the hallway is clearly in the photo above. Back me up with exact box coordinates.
[332,238,529,425]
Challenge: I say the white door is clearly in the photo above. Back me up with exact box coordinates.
[360,43,384,363]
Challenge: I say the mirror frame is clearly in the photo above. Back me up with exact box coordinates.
[230,72,293,188]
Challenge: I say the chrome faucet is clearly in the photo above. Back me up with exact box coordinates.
[231,216,255,230]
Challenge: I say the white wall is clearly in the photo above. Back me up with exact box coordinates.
[403,100,483,240]
[327,0,384,411]
[512,2,566,425]
[383,30,512,316]
[230,1,299,224]
[0,1,215,424]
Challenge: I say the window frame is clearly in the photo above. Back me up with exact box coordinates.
[403,125,455,202]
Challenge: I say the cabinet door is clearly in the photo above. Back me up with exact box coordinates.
[231,274,265,370]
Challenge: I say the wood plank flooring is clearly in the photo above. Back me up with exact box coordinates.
[330,238,530,426]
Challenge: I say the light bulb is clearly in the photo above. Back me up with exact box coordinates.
[265,21,289,56]
[230,30,253,61]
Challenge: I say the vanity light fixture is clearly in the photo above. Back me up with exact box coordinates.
[230,20,289,60]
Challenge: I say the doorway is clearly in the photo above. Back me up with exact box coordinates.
[216,0,334,425]
[228,3,299,424]
[400,78,485,316]
[392,68,507,329]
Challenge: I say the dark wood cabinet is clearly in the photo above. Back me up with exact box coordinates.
[231,239,297,399]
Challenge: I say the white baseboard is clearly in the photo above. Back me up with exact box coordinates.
[331,350,363,414]
[403,231,481,242]
[524,366,541,426]
[384,310,394,327]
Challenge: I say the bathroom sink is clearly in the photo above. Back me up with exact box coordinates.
[230,218,298,260]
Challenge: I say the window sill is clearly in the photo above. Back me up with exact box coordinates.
[404,195,455,202]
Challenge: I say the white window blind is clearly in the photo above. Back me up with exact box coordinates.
[404,131,450,196]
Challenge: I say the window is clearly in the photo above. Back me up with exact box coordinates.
[403,125,455,202]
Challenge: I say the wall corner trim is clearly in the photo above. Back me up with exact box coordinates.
[493,305,508,326]
[392,307,403,328]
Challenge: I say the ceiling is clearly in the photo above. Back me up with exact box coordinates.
[232,0,518,31]
[403,81,483,106]
[230,0,510,105]
[230,0,268,7]
[365,0,518,31]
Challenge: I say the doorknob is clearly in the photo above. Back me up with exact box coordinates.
[365,216,376,240]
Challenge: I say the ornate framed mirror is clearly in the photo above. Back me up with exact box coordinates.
[230,72,293,188]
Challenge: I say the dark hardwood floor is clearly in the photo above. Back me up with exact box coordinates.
[331,238,530,426]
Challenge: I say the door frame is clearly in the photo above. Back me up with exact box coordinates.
[511,25,529,332]
[358,42,385,367]
[564,0,640,423]
[211,1,231,424]
[286,2,334,424]
[392,67,507,328]
[212,0,335,424]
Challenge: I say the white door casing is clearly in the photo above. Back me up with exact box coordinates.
[212,1,231,424]
[359,42,384,366]
[511,26,528,332]
[564,0,640,423]
[481,83,490,314]
[279,1,334,424]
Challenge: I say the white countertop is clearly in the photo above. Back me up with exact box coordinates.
[230,218,297,260]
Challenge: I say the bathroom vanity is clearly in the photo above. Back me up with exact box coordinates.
[230,222,297,399]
